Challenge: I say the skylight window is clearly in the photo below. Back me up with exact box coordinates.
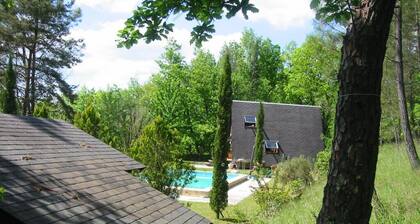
[244,115,256,128]
[264,140,281,154]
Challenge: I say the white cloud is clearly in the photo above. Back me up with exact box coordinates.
[75,0,139,13]
[68,19,241,90]
[67,0,313,89]
[248,0,314,29]
[68,19,160,89]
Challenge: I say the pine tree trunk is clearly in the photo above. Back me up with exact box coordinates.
[30,50,36,115]
[395,3,420,169]
[29,19,39,115]
[317,0,396,223]
[22,48,32,116]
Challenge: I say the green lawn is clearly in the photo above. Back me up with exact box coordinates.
[181,144,420,224]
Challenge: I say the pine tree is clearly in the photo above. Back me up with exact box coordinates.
[210,51,232,219]
[74,104,100,138]
[0,0,83,115]
[3,57,17,114]
[253,102,264,165]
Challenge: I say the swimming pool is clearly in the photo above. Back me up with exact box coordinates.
[181,171,248,197]
[185,171,240,189]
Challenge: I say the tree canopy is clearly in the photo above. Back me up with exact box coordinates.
[117,0,258,48]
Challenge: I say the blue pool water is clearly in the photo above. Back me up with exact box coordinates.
[185,171,239,189]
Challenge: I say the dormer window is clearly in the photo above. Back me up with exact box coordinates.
[244,115,256,128]
[264,140,281,154]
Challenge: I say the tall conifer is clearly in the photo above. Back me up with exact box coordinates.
[210,51,232,219]
[3,57,17,114]
[253,102,264,165]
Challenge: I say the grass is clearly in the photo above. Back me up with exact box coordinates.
[181,143,420,223]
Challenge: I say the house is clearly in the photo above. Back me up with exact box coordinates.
[0,113,210,224]
[231,100,324,167]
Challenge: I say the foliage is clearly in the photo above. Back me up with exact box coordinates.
[310,0,361,24]
[33,101,50,118]
[0,0,83,115]
[2,57,17,114]
[118,0,258,48]
[253,179,305,217]
[74,103,100,138]
[229,29,286,102]
[314,149,331,175]
[252,164,307,217]
[210,51,233,219]
[253,102,264,165]
[73,82,150,152]
[129,116,194,198]
[185,143,420,224]
[0,186,5,201]
[274,157,314,186]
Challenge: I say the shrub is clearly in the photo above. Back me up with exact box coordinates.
[275,156,313,186]
[253,163,306,217]
[253,179,305,217]
[130,116,194,198]
[314,149,331,175]
[0,186,5,201]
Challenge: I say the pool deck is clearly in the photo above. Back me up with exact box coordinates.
[178,177,271,205]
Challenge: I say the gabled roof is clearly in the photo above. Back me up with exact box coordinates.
[231,100,324,166]
[0,113,209,224]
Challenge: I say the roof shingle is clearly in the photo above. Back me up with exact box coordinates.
[0,113,210,224]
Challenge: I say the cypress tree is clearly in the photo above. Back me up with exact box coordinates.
[74,104,100,138]
[253,102,264,165]
[33,102,50,118]
[3,57,17,114]
[210,51,232,219]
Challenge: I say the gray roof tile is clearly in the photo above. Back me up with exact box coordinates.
[0,114,209,224]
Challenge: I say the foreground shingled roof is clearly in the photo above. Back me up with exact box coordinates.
[0,113,210,224]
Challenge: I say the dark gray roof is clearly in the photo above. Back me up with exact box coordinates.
[231,100,324,166]
[0,113,209,224]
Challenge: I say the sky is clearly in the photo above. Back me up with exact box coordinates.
[67,0,315,90]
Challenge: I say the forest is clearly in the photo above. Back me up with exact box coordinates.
[0,0,419,223]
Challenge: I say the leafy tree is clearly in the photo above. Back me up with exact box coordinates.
[74,82,150,152]
[33,102,50,118]
[146,42,220,159]
[0,0,83,115]
[74,103,100,138]
[253,102,264,165]
[117,0,258,48]
[229,29,285,102]
[2,57,17,114]
[129,116,194,198]
[122,0,399,222]
[210,51,232,219]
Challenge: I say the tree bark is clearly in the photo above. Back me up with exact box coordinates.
[317,0,396,223]
[29,19,39,115]
[395,3,420,169]
[22,47,31,116]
